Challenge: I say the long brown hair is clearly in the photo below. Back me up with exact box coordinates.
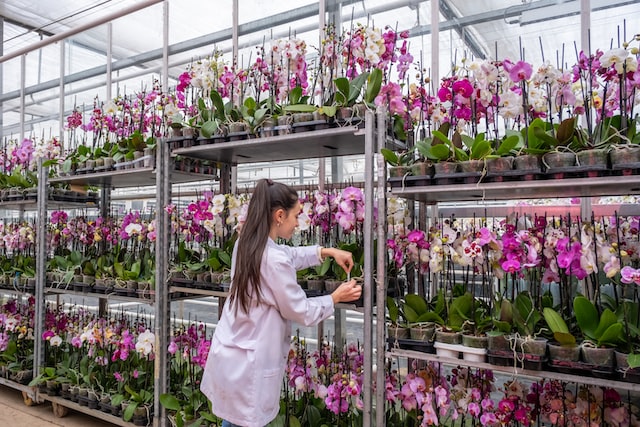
[230,179,298,314]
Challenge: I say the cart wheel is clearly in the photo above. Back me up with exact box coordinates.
[21,391,35,407]
[52,402,69,418]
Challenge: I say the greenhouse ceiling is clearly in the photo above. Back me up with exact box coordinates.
[0,0,638,138]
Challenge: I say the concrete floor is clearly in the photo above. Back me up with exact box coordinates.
[0,384,115,427]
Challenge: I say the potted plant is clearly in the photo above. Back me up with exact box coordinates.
[402,293,444,342]
[511,292,548,365]
[543,306,580,363]
[433,289,473,358]
[487,296,515,353]
[305,257,332,293]
[416,124,461,176]
[381,147,417,178]
[386,296,409,341]
[456,132,494,174]
[574,295,625,368]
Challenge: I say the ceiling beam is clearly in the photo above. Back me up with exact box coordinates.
[438,0,487,60]
[0,15,54,37]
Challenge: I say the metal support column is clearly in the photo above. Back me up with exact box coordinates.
[97,186,111,318]
[20,54,25,139]
[154,3,171,426]
[362,110,375,426]
[59,37,65,149]
[375,110,387,426]
[317,0,326,346]
[106,22,113,101]
[0,17,3,134]
[34,159,47,380]
[431,0,440,90]
[154,128,171,427]
[232,0,239,66]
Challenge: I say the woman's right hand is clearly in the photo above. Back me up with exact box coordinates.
[331,279,362,304]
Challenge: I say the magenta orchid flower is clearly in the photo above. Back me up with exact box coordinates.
[621,266,640,285]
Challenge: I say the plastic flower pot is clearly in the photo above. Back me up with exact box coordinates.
[548,342,580,362]
[461,345,487,362]
[435,330,462,344]
[610,146,640,169]
[433,161,458,175]
[462,334,488,349]
[434,341,463,359]
[409,323,436,341]
[542,152,576,171]
[486,156,514,173]
[387,324,410,340]
[582,345,614,368]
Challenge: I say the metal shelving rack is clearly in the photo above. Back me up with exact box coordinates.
[166,116,380,426]
[40,156,218,426]
[0,162,107,407]
[379,166,640,424]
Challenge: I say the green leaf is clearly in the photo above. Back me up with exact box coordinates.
[393,116,406,141]
[114,262,125,280]
[432,130,452,146]
[380,148,400,166]
[496,135,518,156]
[403,305,418,324]
[334,77,349,106]
[159,394,181,411]
[320,105,337,117]
[123,402,138,422]
[348,72,369,104]
[543,307,569,334]
[573,296,599,340]
[201,412,217,422]
[283,104,317,112]
[244,97,257,110]
[404,294,428,315]
[499,299,513,323]
[289,415,301,427]
[268,415,286,427]
[598,323,624,347]
[533,126,560,147]
[553,331,576,346]
[386,297,399,324]
[200,120,219,138]
[110,394,125,406]
[305,405,321,427]
[492,319,512,334]
[430,144,451,161]
[289,86,303,105]
[416,312,444,324]
[448,293,473,330]
[594,309,618,340]
[628,353,640,369]
[210,90,225,117]
[365,68,382,104]
[461,134,475,150]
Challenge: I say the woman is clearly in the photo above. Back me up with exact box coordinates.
[200,179,362,427]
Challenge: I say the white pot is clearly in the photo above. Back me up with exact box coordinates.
[434,342,463,360]
[461,346,487,363]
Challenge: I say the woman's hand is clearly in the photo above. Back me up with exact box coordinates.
[322,247,354,274]
[331,279,362,304]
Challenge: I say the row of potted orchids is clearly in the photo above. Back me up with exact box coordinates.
[44,23,639,187]
[0,184,368,297]
[0,293,638,427]
[386,195,640,373]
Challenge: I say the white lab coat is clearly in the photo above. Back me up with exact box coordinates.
[200,239,334,427]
